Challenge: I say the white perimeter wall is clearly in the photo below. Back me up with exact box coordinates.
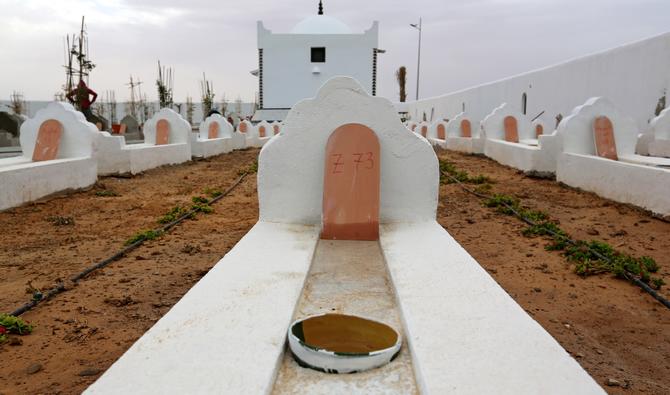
[258,22,379,109]
[406,32,670,132]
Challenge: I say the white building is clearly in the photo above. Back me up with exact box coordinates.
[253,1,380,121]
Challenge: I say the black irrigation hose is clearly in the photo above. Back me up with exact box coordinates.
[9,171,250,317]
[440,170,670,310]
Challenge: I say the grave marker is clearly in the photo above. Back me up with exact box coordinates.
[461,119,472,138]
[321,123,380,241]
[208,122,219,139]
[32,119,63,161]
[504,115,519,142]
[593,116,618,160]
[156,119,170,145]
[437,124,445,139]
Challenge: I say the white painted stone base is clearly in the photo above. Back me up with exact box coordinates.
[0,157,97,211]
[380,221,604,394]
[246,135,273,148]
[484,139,555,173]
[648,139,670,158]
[96,133,193,175]
[557,152,670,216]
[190,132,236,158]
[445,136,485,154]
[427,138,447,149]
[96,133,131,175]
[190,138,233,158]
[85,222,320,395]
[125,143,191,174]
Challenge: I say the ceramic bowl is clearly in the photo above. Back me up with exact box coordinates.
[287,313,402,374]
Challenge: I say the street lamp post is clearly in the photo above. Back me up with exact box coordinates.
[410,18,422,101]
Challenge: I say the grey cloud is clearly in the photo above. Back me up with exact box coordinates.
[1,0,668,104]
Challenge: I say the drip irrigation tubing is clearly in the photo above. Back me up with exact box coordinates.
[440,170,670,310]
[9,171,250,317]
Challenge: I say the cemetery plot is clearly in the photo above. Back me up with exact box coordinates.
[0,149,259,394]
[0,148,668,394]
[435,149,670,394]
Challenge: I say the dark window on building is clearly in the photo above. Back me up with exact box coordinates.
[522,92,527,115]
[311,47,326,63]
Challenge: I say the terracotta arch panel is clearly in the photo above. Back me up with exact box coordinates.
[593,116,618,160]
[259,125,266,138]
[32,119,63,162]
[208,122,220,139]
[156,119,170,145]
[239,122,248,134]
[420,125,428,137]
[535,124,544,138]
[321,123,380,241]
[273,124,280,135]
[461,119,472,138]
[437,124,446,140]
[504,116,519,143]
[410,124,416,131]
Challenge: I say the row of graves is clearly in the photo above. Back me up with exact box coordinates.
[408,98,670,217]
[84,77,605,394]
[0,103,281,211]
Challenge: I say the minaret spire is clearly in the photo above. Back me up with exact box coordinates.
[318,0,324,15]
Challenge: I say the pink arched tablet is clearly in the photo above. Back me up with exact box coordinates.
[420,125,428,137]
[239,122,248,134]
[461,119,472,138]
[535,124,544,138]
[259,125,266,138]
[156,119,170,145]
[321,123,380,241]
[504,116,519,143]
[437,124,446,140]
[208,122,219,139]
[593,116,618,160]
[32,119,63,162]
[273,124,280,135]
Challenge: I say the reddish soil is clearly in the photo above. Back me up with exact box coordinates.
[0,147,668,394]
[436,149,670,394]
[0,149,260,394]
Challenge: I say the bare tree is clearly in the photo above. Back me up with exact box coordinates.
[186,96,194,125]
[200,73,215,119]
[156,60,174,109]
[396,66,407,103]
[10,91,26,115]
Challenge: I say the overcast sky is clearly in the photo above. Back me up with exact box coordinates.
[1,0,668,103]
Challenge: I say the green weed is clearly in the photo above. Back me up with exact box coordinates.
[0,314,34,340]
[95,190,119,197]
[158,206,192,224]
[125,229,164,245]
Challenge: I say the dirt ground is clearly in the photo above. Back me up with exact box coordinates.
[0,147,668,394]
[436,149,670,394]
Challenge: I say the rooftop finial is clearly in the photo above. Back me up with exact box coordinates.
[318,0,323,15]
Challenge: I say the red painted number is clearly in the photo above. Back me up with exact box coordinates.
[332,153,344,174]
[332,152,375,174]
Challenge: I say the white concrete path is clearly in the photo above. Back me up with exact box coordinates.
[380,221,604,395]
[86,222,320,395]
